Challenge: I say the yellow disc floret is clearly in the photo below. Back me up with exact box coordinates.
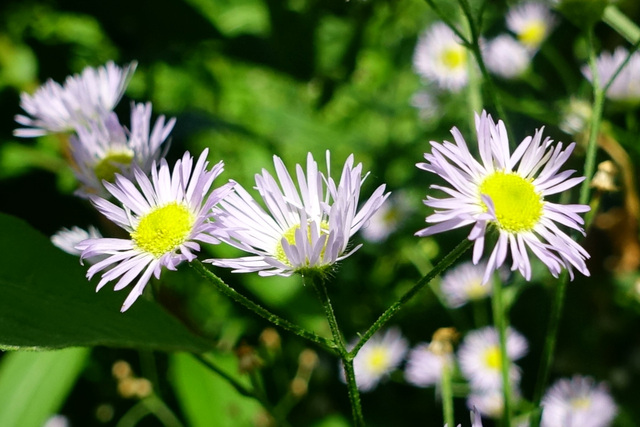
[441,46,467,70]
[479,171,543,233]
[94,151,135,183]
[274,221,330,266]
[484,346,502,370]
[132,202,195,258]
[365,346,390,375]
[518,20,546,49]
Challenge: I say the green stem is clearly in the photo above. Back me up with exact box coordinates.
[191,260,336,353]
[350,238,473,357]
[116,394,184,427]
[441,363,455,427]
[492,278,511,427]
[305,272,364,427]
[603,5,640,44]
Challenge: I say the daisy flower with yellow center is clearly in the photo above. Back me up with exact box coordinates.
[416,110,590,283]
[582,47,640,104]
[79,149,233,311]
[413,22,470,92]
[506,2,557,52]
[14,61,137,137]
[70,102,175,198]
[457,326,528,390]
[206,152,389,276]
[541,375,616,427]
[440,261,493,308]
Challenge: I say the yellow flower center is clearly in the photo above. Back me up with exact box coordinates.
[94,151,135,183]
[132,202,195,258]
[274,221,330,266]
[484,346,502,370]
[465,279,488,300]
[570,397,592,409]
[441,46,467,70]
[479,171,543,233]
[518,20,546,49]
[365,347,390,375]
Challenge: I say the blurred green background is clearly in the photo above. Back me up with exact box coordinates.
[1,0,640,426]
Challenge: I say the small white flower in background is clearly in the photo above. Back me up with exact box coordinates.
[413,22,470,92]
[79,149,233,311]
[582,47,640,103]
[70,102,175,198]
[506,2,557,51]
[361,192,412,243]
[404,342,453,387]
[43,415,70,427]
[467,386,522,419]
[416,110,590,283]
[207,152,389,276]
[458,326,528,389]
[541,375,616,427]
[14,61,137,137]
[559,98,593,135]
[411,90,442,122]
[440,261,492,308]
[345,327,408,392]
[52,225,102,257]
[483,35,532,79]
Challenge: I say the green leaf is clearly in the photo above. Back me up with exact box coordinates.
[170,353,262,427]
[0,348,90,427]
[0,212,213,352]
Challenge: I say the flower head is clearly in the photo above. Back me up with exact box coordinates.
[483,35,532,79]
[206,152,389,276]
[440,261,493,308]
[541,375,616,427]
[507,2,557,51]
[458,326,528,389]
[582,47,640,103]
[52,225,103,257]
[70,102,175,198]
[467,386,522,419]
[346,327,408,392]
[79,149,233,311]
[416,110,590,283]
[14,61,137,137]
[404,342,453,387]
[413,22,470,92]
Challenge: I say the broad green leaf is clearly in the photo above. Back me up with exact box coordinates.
[170,352,262,427]
[0,348,89,427]
[0,212,212,352]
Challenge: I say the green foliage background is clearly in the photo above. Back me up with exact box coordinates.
[1,0,640,425]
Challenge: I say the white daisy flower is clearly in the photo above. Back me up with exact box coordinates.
[582,47,640,103]
[416,110,590,283]
[346,327,408,392]
[440,261,492,308]
[206,152,389,276]
[52,225,103,257]
[14,61,137,137]
[506,2,557,51]
[70,102,175,198]
[458,326,528,389]
[79,149,233,311]
[404,342,453,387]
[467,386,522,419]
[413,22,470,92]
[541,375,616,427]
[483,34,532,79]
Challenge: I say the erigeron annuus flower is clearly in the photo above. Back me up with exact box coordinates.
[440,261,493,308]
[483,35,532,79]
[79,149,233,311]
[70,102,175,198]
[413,22,470,92]
[14,61,137,137]
[506,2,557,51]
[467,386,522,419]
[416,110,590,283]
[582,47,640,103]
[206,152,389,276]
[541,375,616,427]
[457,326,528,389]
[345,327,408,392]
